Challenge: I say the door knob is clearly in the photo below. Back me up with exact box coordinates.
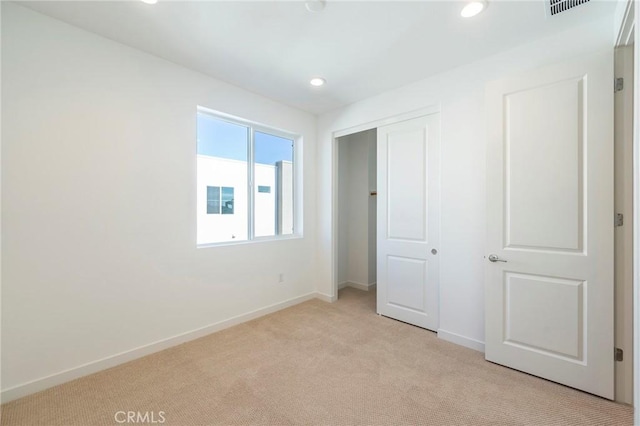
[488,254,507,263]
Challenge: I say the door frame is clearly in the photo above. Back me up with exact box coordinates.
[615,0,638,419]
[330,105,440,301]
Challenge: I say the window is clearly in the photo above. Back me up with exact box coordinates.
[196,109,299,245]
[206,186,220,214]
[221,187,234,214]
[206,186,234,215]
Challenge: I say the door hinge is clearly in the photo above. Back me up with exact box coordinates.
[615,78,624,92]
[615,347,624,362]
[615,213,624,227]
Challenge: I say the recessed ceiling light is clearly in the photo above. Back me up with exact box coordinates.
[310,77,326,87]
[305,0,326,13]
[141,0,158,4]
[461,1,486,18]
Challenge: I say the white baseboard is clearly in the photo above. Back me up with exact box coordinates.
[339,281,377,291]
[314,291,337,303]
[437,329,485,353]
[1,292,317,403]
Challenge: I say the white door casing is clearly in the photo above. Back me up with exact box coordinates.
[613,44,634,404]
[377,114,440,331]
[485,51,614,399]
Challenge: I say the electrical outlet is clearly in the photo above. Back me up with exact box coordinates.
[278,273,285,283]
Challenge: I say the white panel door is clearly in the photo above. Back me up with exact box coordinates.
[377,114,440,331]
[485,51,614,399]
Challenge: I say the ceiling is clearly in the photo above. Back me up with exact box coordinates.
[20,0,617,114]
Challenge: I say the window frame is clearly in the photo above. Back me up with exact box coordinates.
[197,106,302,247]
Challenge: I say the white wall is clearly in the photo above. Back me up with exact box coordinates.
[346,131,372,286]
[317,17,615,349]
[1,3,317,400]
[337,140,350,285]
[367,133,377,286]
[336,130,376,289]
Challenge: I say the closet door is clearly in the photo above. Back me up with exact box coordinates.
[377,113,440,331]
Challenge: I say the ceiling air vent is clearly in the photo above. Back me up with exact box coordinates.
[547,0,590,16]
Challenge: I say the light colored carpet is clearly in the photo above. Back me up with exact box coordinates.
[1,287,633,426]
